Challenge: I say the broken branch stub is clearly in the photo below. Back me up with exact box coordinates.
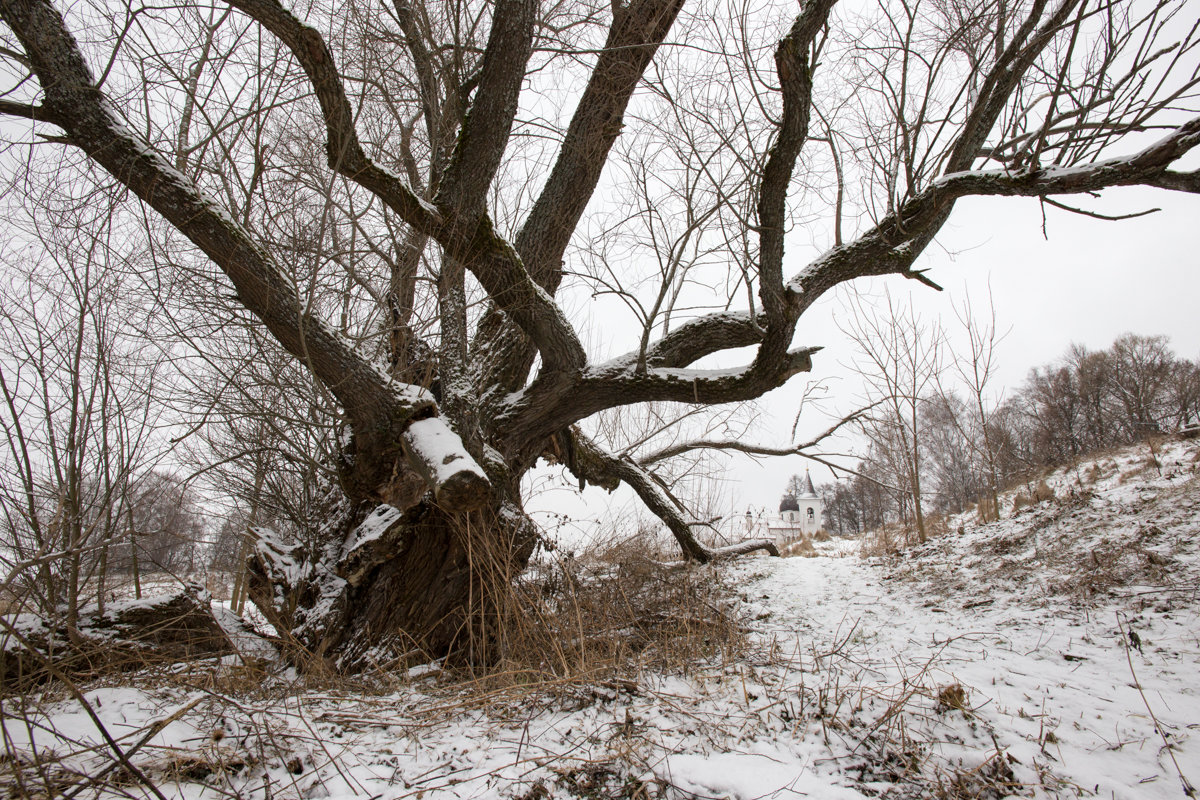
[401,417,491,510]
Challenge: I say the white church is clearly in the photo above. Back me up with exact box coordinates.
[732,471,825,549]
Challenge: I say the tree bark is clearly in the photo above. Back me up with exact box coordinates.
[246,495,538,671]
[3,0,1198,674]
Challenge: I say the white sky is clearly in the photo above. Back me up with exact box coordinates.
[744,184,1200,507]
[528,183,1200,545]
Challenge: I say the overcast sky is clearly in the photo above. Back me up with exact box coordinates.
[744,184,1200,507]
[528,181,1200,544]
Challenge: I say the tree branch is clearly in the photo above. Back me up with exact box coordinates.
[568,430,778,563]
[639,402,874,466]
[605,311,767,372]
[0,98,45,120]
[517,0,685,286]
[434,0,536,215]
[784,115,1200,316]
[0,0,492,508]
[1146,168,1200,194]
[756,0,835,324]
[497,347,820,462]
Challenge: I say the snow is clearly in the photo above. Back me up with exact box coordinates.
[4,439,1197,799]
[252,525,310,589]
[210,604,278,663]
[403,417,489,487]
[340,504,404,560]
[92,585,211,619]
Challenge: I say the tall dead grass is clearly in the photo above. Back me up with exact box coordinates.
[447,520,748,692]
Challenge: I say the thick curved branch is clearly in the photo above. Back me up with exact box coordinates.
[756,0,834,324]
[706,539,782,561]
[569,431,777,563]
[500,113,1200,464]
[606,311,767,372]
[434,0,536,215]
[1,0,492,508]
[498,347,820,463]
[222,0,586,374]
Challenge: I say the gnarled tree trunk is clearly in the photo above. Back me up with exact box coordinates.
[4,0,1198,672]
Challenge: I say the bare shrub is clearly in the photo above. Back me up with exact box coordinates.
[782,538,818,558]
[861,523,908,557]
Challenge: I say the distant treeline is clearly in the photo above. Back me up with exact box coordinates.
[822,333,1200,535]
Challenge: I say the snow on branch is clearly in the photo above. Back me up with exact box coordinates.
[401,418,491,510]
[568,429,779,564]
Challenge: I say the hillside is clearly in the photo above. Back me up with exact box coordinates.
[2,439,1197,799]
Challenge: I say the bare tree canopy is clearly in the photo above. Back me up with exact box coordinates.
[2,0,1198,669]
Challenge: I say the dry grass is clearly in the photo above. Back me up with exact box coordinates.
[467,546,748,691]
[782,538,818,557]
[860,522,910,557]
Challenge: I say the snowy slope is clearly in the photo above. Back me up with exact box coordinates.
[2,439,1197,799]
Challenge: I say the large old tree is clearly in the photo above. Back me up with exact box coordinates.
[1,0,1197,670]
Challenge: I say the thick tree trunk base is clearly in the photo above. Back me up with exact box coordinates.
[248,498,538,674]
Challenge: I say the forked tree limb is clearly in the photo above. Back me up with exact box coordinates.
[471,0,688,396]
[220,0,587,375]
[433,0,536,216]
[579,110,1200,385]
[0,0,490,508]
[568,429,778,563]
[497,347,821,461]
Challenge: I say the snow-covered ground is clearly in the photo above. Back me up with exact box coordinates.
[3,439,1198,799]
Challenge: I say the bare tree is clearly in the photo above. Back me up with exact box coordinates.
[842,289,944,542]
[0,174,170,628]
[2,0,1199,670]
[921,392,985,515]
[1165,356,1200,429]
[1108,332,1176,439]
[1016,333,1194,466]
[940,291,1007,520]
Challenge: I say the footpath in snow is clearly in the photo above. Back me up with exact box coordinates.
[2,439,1197,799]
